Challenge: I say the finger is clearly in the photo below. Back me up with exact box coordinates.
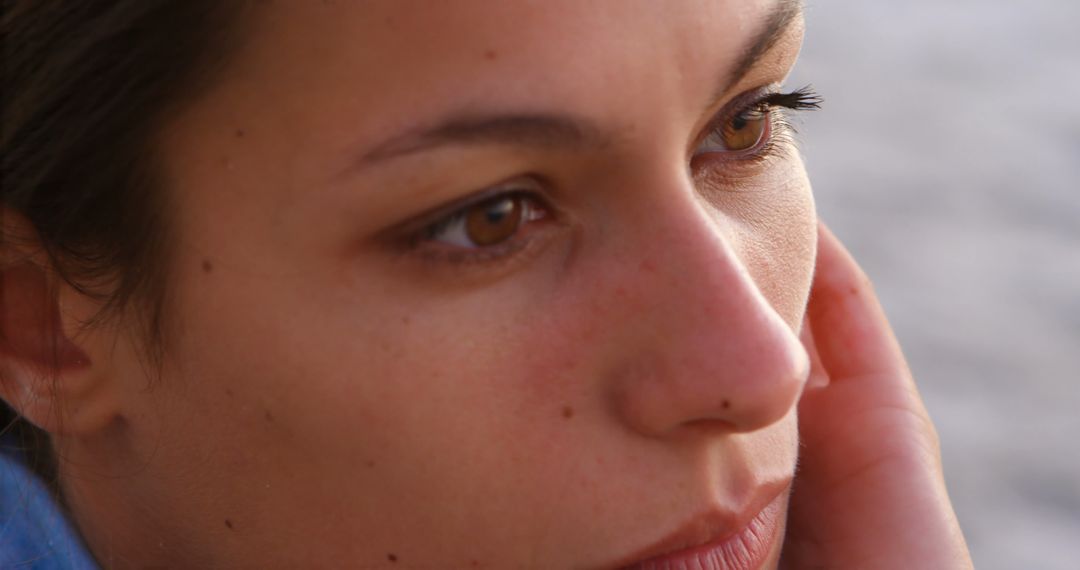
[798,313,830,390]
[806,223,909,381]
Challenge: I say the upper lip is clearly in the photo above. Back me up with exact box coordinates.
[610,478,791,569]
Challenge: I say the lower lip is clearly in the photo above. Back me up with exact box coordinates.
[625,492,785,570]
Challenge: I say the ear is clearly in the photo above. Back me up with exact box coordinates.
[1,210,119,436]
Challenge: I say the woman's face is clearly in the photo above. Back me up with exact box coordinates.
[69,0,817,567]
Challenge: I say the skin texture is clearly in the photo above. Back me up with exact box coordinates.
[0,0,971,568]
[66,1,812,566]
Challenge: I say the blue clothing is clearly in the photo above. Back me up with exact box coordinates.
[0,439,98,569]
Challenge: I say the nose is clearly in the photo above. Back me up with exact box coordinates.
[607,190,810,437]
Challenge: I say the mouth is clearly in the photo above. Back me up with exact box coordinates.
[613,480,789,570]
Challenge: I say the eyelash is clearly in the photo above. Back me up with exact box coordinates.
[415,187,548,264]
[700,85,823,165]
[401,85,822,265]
[389,181,555,267]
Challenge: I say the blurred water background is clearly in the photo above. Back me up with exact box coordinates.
[789,1,1080,567]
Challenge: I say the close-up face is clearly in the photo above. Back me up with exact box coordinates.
[59,0,818,567]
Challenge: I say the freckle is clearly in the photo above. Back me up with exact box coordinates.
[201,259,213,273]
[401,315,411,325]
[387,553,398,563]
[234,128,245,138]
[849,286,859,296]
[721,399,731,410]
[561,406,574,419]
[224,519,234,530]
[640,259,656,273]
[264,410,274,423]
[483,49,498,60]
[225,389,234,397]
[366,460,376,468]
[471,561,480,568]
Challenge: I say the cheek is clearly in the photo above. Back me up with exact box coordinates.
[715,165,817,330]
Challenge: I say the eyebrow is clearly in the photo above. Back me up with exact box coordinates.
[359,113,604,164]
[354,0,803,166]
[724,0,804,94]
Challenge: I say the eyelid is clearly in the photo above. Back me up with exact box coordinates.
[395,182,559,270]
[693,85,822,157]
[692,86,778,153]
[380,175,551,247]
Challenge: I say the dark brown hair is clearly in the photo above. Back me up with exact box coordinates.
[2,0,245,478]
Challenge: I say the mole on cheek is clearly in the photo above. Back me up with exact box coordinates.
[224,519,234,530]
[387,553,398,563]
[561,405,575,419]
[201,259,213,273]
[721,399,731,410]
[483,48,498,60]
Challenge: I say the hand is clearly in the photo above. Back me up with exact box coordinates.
[780,223,973,569]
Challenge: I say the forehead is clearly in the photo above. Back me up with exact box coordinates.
[161,0,802,231]
[244,0,778,64]
[227,0,791,127]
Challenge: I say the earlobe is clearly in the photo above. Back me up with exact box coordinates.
[1,215,117,436]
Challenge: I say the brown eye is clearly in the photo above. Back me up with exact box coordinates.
[464,196,523,246]
[721,107,769,151]
[426,191,547,249]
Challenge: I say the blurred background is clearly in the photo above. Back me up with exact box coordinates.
[790,0,1080,567]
